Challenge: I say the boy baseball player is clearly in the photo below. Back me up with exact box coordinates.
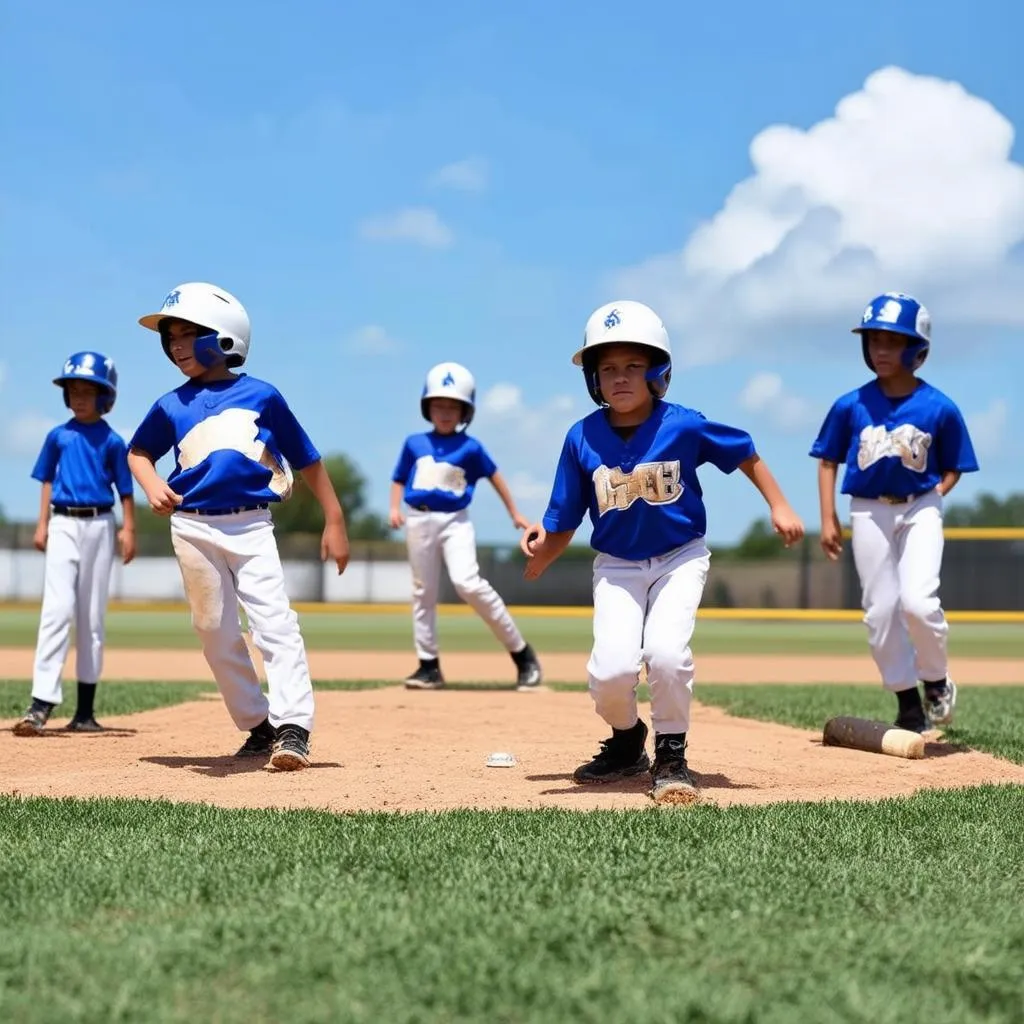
[520,301,804,804]
[810,292,978,733]
[14,351,136,736]
[127,282,349,771]
[389,361,543,691]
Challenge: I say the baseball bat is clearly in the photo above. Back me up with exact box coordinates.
[822,716,926,759]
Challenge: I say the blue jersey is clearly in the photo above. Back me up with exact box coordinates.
[541,401,756,560]
[129,374,320,510]
[810,380,979,498]
[32,419,133,508]
[392,432,497,512]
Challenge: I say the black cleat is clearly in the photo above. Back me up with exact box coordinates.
[405,663,445,690]
[269,724,311,771]
[66,717,105,733]
[573,720,650,783]
[650,735,700,805]
[13,700,54,737]
[236,718,277,757]
[512,643,543,691]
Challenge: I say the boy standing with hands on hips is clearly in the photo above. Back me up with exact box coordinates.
[810,292,978,733]
[521,301,803,804]
[128,282,349,771]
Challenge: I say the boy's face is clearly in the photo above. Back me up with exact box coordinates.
[865,330,909,378]
[163,319,209,378]
[65,379,102,421]
[429,398,465,434]
[596,344,653,415]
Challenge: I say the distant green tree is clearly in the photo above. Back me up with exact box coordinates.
[732,518,786,560]
[944,492,1024,527]
[271,453,390,540]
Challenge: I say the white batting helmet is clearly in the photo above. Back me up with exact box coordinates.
[421,362,476,427]
[573,300,672,405]
[139,282,251,368]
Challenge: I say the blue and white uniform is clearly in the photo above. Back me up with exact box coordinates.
[131,374,321,734]
[541,400,756,737]
[392,430,525,661]
[30,420,133,704]
[810,379,979,693]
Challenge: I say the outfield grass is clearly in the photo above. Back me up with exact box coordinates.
[2,608,1023,656]
[0,790,1022,1023]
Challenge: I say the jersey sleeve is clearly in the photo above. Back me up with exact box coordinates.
[541,430,588,532]
[697,417,757,473]
[473,440,498,480]
[30,428,61,483]
[391,439,415,484]
[129,402,176,462]
[266,388,321,470]
[809,398,851,463]
[108,434,135,498]
[937,403,980,473]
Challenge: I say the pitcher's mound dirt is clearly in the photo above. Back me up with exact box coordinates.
[3,688,1023,813]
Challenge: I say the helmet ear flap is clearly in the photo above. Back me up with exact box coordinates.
[581,351,606,406]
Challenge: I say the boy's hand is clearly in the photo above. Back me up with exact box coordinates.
[388,508,405,529]
[521,524,549,579]
[33,524,48,552]
[820,513,844,561]
[771,503,805,547]
[322,522,350,575]
[512,512,531,531]
[145,480,184,516]
[119,527,137,565]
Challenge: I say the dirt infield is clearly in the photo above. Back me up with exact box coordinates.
[1,647,1022,684]
[3,686,1024,813]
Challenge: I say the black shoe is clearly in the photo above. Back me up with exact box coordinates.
[13,700,54,737]
[269,724,311,771]
[405,663,445,690]
[573,720,650,783]
[66,717,105,733]
[512,643,543,691]
[236,719,277,757]
[650,735,700,805]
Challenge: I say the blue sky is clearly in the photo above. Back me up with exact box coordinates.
[2,0,1022,547]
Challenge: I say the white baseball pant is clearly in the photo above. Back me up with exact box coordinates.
[404,506,525,660]
[169,508,314,733]
[587,538,711,736]
[849,489,948,690]
[32,511,116,704]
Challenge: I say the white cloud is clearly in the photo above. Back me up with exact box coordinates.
[738,372,818,432]
[344,325,402,355]
[966,398,1009,458]
[2,412,58,457]
[358,207,454,248]
[613,66,1024,366]
[428,157,489,193]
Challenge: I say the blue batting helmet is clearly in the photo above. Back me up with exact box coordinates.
[853,293,931,371]
[53,352,118,414]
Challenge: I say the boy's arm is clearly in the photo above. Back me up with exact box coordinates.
[936,470,961,498]
[520,525,576,579]
[738,454,804,547]
[128,448,183,516]
[118,494,137,565]
[388,481,406,529]
[488,471,530,530]
[817,459,843,561]
[298,460,350,575]
[33,482,52,552]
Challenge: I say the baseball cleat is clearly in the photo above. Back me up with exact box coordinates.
[649,737,700,806]
[573,720,650,783]
[514,647,543,692]
[236,718,277,757]
[66,717,105,733]
[12,702,53,737]
[923,678,957,727]
[404,665,445,690]
[269,724,310,771]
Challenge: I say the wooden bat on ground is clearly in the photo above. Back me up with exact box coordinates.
[822,716,927,759]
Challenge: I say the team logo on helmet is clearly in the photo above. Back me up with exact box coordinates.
[442,371,455,387]
[603,309,622,329]
[162,289,182,310]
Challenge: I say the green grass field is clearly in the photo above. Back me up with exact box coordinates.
[2,607,1023,656]
[2,613,1023,1022]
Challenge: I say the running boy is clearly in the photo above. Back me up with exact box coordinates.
[520,301,804,804]
[127,282,349,771]
[14,351,136,736]
[390,361,543,691]
[810,292,978,733]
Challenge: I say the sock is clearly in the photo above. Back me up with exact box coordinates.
[922,678,948,699]
[510,643,534,666]
[419,657,440,671]
[30,697,56,713]
[655,732,687,755]
[896,687,924,715]
[75,681,97,720]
